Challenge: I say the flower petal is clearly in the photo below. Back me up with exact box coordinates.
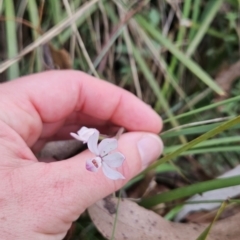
[87,131,99,155]
[102,162,125,180]
[70,132,82,141]
[98,138,117,157]
[86,157,102,172]
[77,127,97,143]
[103,152,125,168]
[77,126,89,135]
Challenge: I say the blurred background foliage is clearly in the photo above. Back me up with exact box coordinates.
[1,0,240,239]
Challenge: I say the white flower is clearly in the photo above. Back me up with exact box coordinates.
[70,127,98,143]
[86,131,125,180]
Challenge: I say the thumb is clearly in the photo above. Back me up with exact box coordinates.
[45,132,163,214]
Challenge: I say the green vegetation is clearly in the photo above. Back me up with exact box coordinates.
[1,0,240,239]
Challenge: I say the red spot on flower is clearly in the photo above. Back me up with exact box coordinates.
[92,159,99,168]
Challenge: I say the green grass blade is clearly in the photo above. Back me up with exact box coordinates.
[164,136,240,154]
[133,25,188,107]
[162,122,240,138]
[169,0,192,73]
[48,0,62,43]
[92,26,124,70]
[110,191,122,240]
[91,2,142,72]
[140,176,240,208]
[196,200,228,240]
[136,15,224,95]
[131,41,187,144]
[124,163,177,189]
[167,145,240,156]
[56,2,100,45]
[115,1,189,110]
[163,95,240,123]
[4,0,20,80]
[143,115,240,173]
[189,0,201,40]
[27,0,43,72]
[48,0,62,25]
[0,0,100,73]
[164,205,183,220]
[0,0,3,14]
[187,0,224,57]
[63,0,99,77]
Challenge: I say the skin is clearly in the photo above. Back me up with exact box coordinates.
[0,70,163,239]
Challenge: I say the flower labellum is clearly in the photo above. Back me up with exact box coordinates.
[70,126,98,143]
[86,131,125,180]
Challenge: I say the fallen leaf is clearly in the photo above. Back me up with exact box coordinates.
[38,140,83,161]
[43,44,72,70]
[184,202,240,223]
[214,60,240,105]
[88,197,204,240]
[88,197,240,240]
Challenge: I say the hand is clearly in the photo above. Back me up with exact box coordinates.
[0,70,163,240]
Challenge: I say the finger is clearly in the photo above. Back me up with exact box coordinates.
[36,132,163,219]
[0,70,162,146]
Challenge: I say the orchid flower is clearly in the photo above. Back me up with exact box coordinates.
[70,127,98,143]
[86,131,125,180]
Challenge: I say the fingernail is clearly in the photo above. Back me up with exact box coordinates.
[137,134,164,170]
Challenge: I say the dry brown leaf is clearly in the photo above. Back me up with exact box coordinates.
[184,203,240,224]
[88,197,240,240]
[214,60,240,104]
[49,44,72,69]
[37,140,83,161]
[43,44,72,70]
[88,197,205,240]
